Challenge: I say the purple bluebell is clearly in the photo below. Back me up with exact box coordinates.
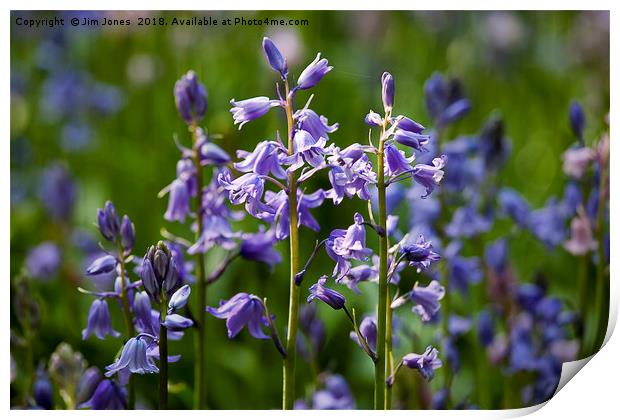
[120,215,135,254]
[402,346,443,381]
[206,292,269,339]
[448,315,472,336]
[338,264,376,293]
[412,155,447,198]
[168,284,191,312]
[86,254,117,277]
[498,188,531,228]
[528,199,567,248]
[162,313,193,330]
[395,116,425,133]
[560,182,582,219]
[82,299,121,340]
[240,230,282,269]
[234,140,287,179]
[562,146,595,180]
[283,129,329,170]
[311,374,355,409]
[479,115,510,170]
[307,276,346,310]
[188,215,238,254]
[262,37,288,79]
[325,213,373,278]
[200,142,231,166]
[445,206,492,238]
[133,291,155,335]
[477,309,495,347]
[264,189,325,240]
[26,241,61,280]
[564,211,597,256]
[393,129,431,152]
[164,179,191,222]
[218,170,268,217]
[485,238,509,274]
[296,53,332,90]
[175,158,198,197]
[298,303,326,358]
[365,110,383,126]
[174,70,207,124]
[381,72,394,112]
[33,369,53,409]
[295,108,339,140]
[80,379,126,410]
[399,234,440,273]
[444,241,481,295]
[97,201,120,241]
[326,144,376,205]
[424,73,471,127]
[441,136,484,191]
[230,96,282,129]
[385,144,414,177]
[569,100,585,139]
[350,316,377,353]
[516,283,545,310]
[409,280,445,322]
[105,336,159,376]
[140,241,179,302]
[76,367,102,405]
[39,163,76,222]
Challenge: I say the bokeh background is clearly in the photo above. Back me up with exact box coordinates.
[10,10,609,409]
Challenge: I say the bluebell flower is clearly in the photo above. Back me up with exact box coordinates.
[26,241,61,280]
[76,367,102,406]
[284,129,329,170]
[365,110,383,126]
[295,108,339,140]
[399,234,440,273]
[296,53,332,90]
[338,264,376,293]
[498,188,531,228]
[207,292,269,339]
[120,215,135,254]
[218,170,269,217]
[164,179,191,222]
[200,142,231,166]
[441,136,484,191]
[174,70,207,124]
[264,189,325,240]
[82,299,121,340]
[432,388,449,409]
[562,146,595,179]
[230,96,281,129]
[140,242,180,302]
[168,284,191,312]
[381,72,394,112]
[444,241,481,295]
[262,37,288,79]
[412,155,447,198]
[528,199,567,248]
[325,213,373,278]
[385,144,414,177]
[477,309,495,348]
[516,283,545,310]
[350,316,377,353]
[564,211,597,256]
[39,163,76,222]
[233,140,287,179]
[162,313,193,330]
[298,303,326,359]
[485,238,509,274]
[188,215,238,254]
[393,129,431,152]
[424,73,471,127]
[326,144,376,205]
[308,276,346,310]
[569,100,585,139]
[33,369,53,409]
[311,374,355,409]
[240,230,282,269]
[445,206,491,238]
[86,255,117,277]
[80,379,126,410]
[105,336,159,376]
[448,315,472,336]
[175,158,198,197]
[97,201,120,241]
[394,116,426,134]
[402,346,443,381]
[408,280,445,322]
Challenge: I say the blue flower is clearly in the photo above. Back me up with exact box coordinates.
[399,234,440,273]
[86,255,117,277]
[381,72,394,113]
[26,241,61,280]
[80,379,126,410]
[498,188,531,228]
[295,108,339,140]
[402,346,443,381]
[479,115,510,170]
[262,37,288,79]
[445,241,482,294]
[412,155,447,198]
[385,144,414,177]
[297,53,332,90]
[233,140,287,179]
[39,163,76,222]
[445,206,492,238]
[33,369,53,409]
[409,280,445,322]
[350,316,377,353]
[168,284,191,312]
[164,179,191,222]
[140,242,180,302]
[568,100,585,139]
[207,292,269,339]
[200,142,231,166]
[308,276,346,310]
[97,201,120,241]
[105,336,159,376]
[326,144,376,205]
[120,215,135,254]
[325,213,373,278]
[76,367,102,406]
[477,309,495,348]
[424,73,471,127]
[311,374,355,409]
[82,299,121,340]
[174,70,207,124]
[162,313,193,330]
[239,230,282,269]
[230,96,281,129]
[284,129,329,170]
[393,129,431,152]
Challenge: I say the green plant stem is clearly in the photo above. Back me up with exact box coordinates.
[385,297,393,409]
[159,302,169,410]
[190,123,207,409]
[283,81,300,410]
[375,124,388,410]
[117,241,136,410]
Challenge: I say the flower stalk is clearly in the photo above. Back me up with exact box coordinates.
[159,301,169,409]
[116,238,136,409]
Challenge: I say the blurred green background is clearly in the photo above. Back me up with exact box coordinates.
[10,10,609,409]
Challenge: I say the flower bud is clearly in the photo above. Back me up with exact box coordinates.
[76,367,102,405]
[381,72,394,113]
[140,242,179,303]
[262,37,288,79]
[97,201,120,241]
[297,53,332,90]
[174,70,207,125]
[120,215,135,254]
[33,367,53,409]
[569,100,585,140]
[85,255,117,276]
[168,284,191,312]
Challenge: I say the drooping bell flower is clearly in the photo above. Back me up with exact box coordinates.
[40,163,76,222]
[297,53,332,90]
[307,276,346,310]
[399,234,440,272]
[26,241,61,280]
[33,368,53,409]
[174,70,207,124]
[498,188,531,228]
[294,108,339,140]
[164,179,191,222]
[568,100,585,140]
[412,155,446,198]
[385,144,414,177]
[105,336,159,376]
[76,367,102,405]
[563,210,597,256]
[230,96,281,129]
[325,213,373,278]
[80,379,126,410]
[239,230,282,269]
[233,140,287,179]
[350,316,377,353]
[562,146,595,179]
[206,292,269,339]
[401,346,443,381]
[85,254,117,277]
[82,299,121,340]
[168,284,191,312]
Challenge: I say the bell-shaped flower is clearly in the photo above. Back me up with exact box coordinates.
[283,129,329,171]
[105,337,159,376]
[295,108,338,140]
[296,53,332,90]
[402,346,443,381]
[564,210,597,256]
[381,72,394,113]
[164,179,191,222]
[412,155,446,198]
[207,292,269,339]
[162,314,193,330]
[79,379,126,410]
[86,255,117,277]
[168,284,191,312]
[240,229,282,269]
[393,129,431,152]
[326,213,373,278]
[399,234,440,272]
[385,144,414,177]
[97,201,120,241]
[234,140,287,179]
[174,70,207,124]
[307,276,345,310]
[409,280,445,322]
[230,96,281,129]
[350,316,377,353]
[82,299,121,340]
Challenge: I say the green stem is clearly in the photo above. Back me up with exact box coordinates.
[385,298,393,409]
[117,240,136,409]
[190,123,207,409]
[375,124,388,410]
[283,81,300,410]
[159,302,169,409]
